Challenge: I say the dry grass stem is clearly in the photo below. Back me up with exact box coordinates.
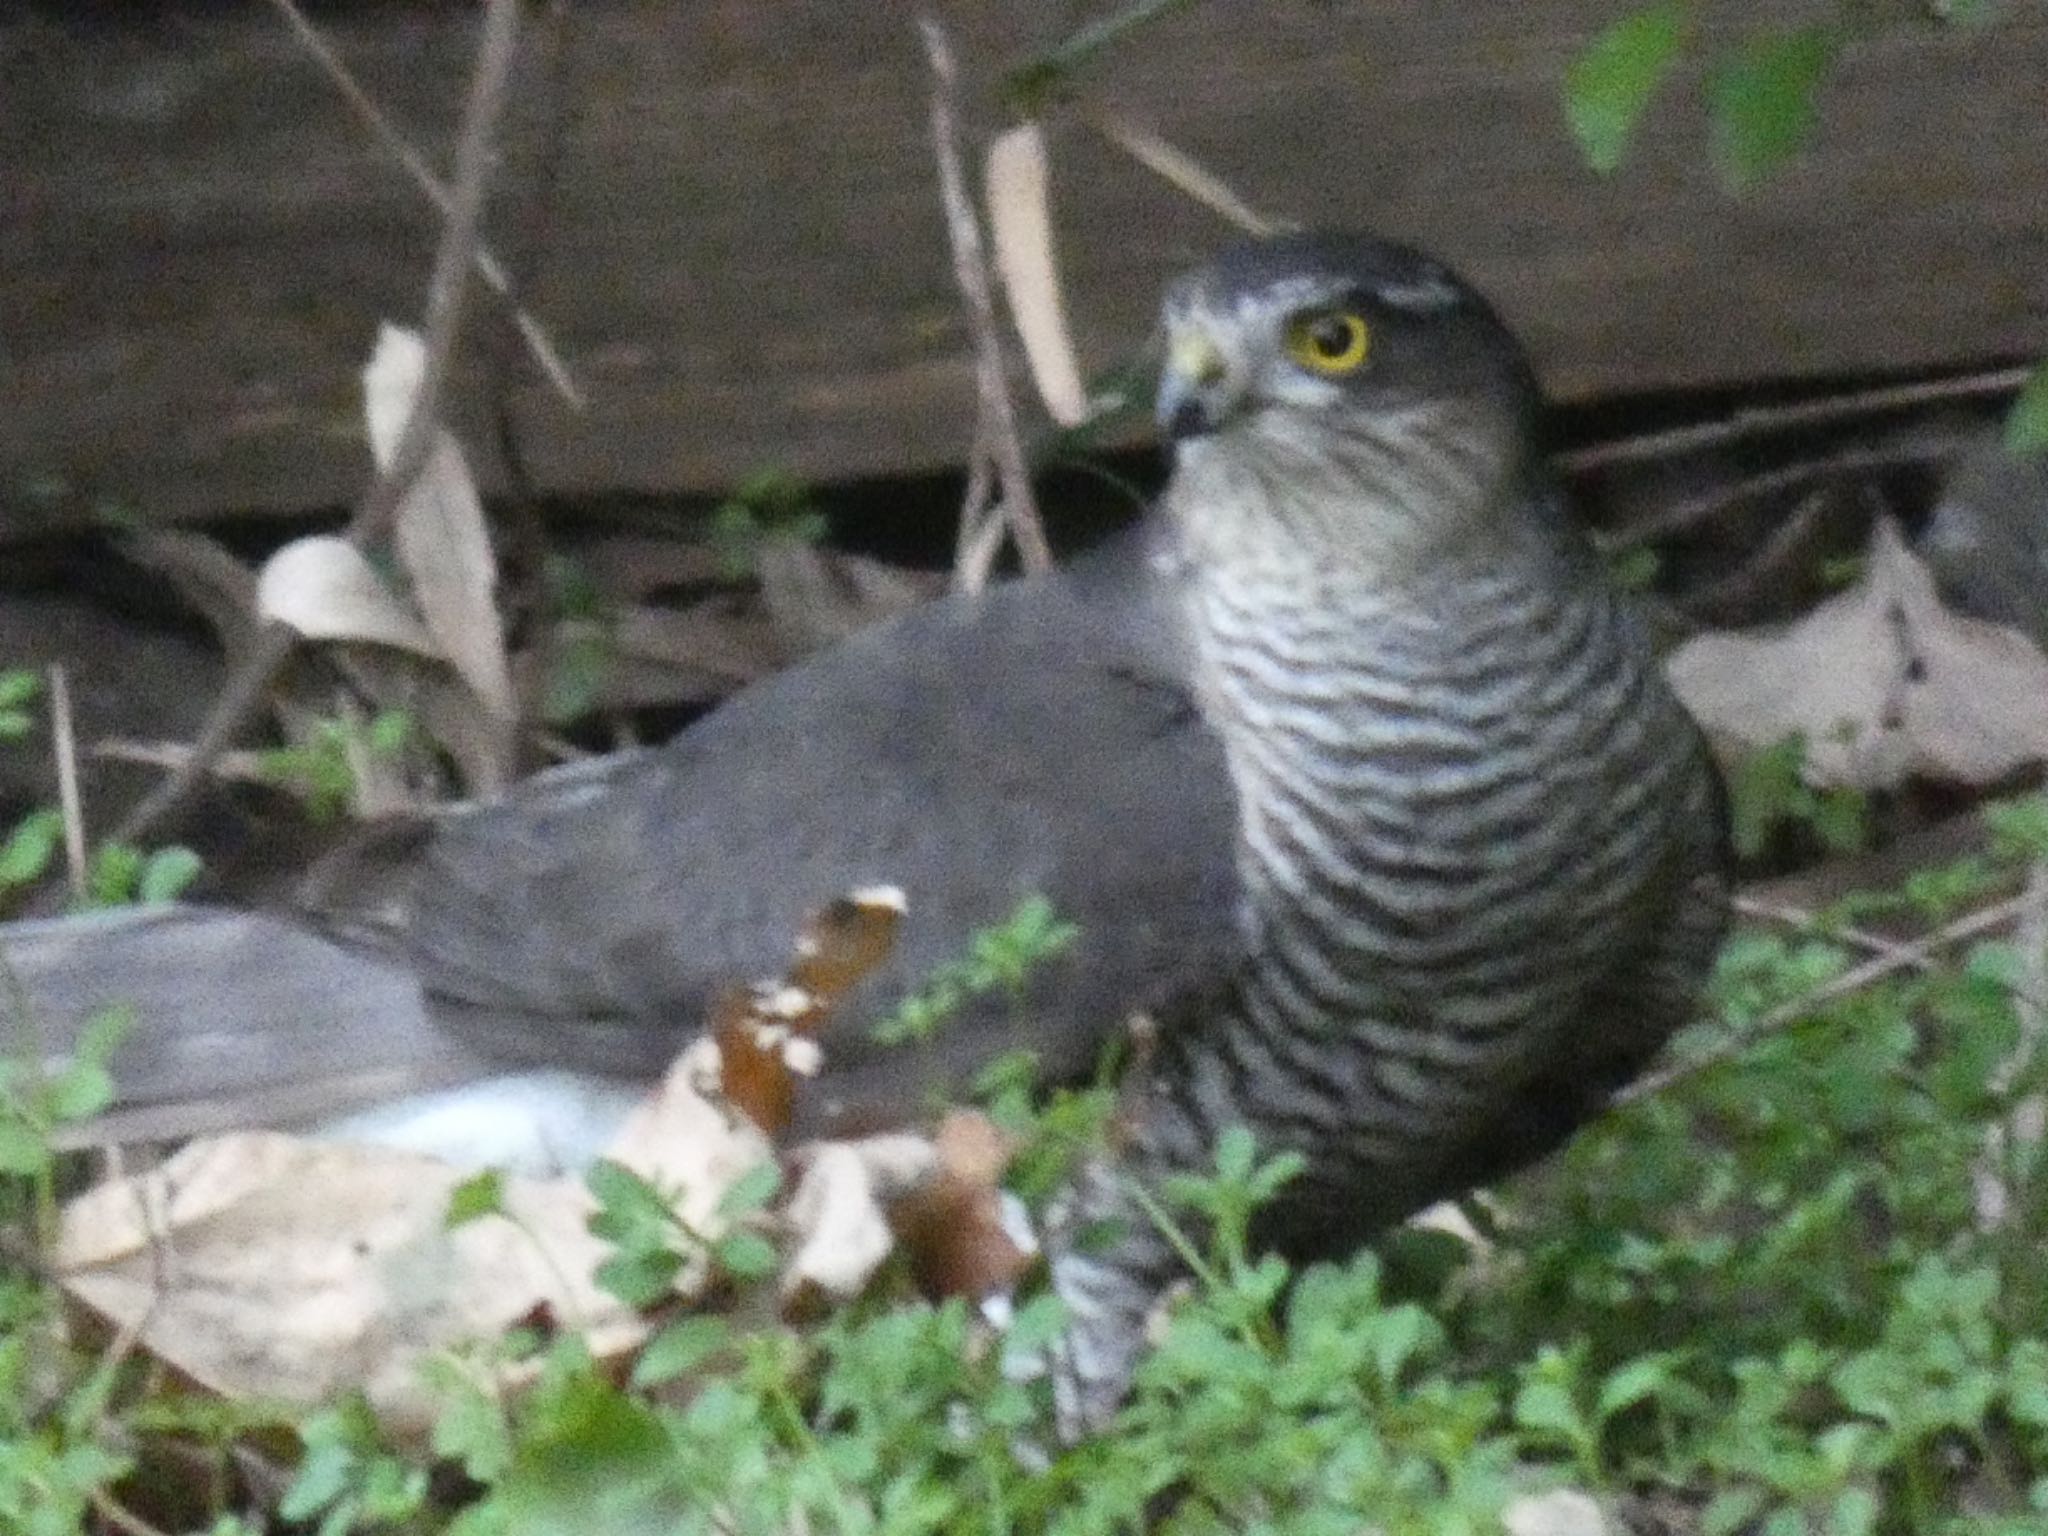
[110,0,523,849]
[1084,110,1277,236]
[1729,892,1936,971]
[1559,364,2034,478]
[1626,889,2031,1107]
[1975,860,2048,1231]
[920,14,1052,593]
[46,665,86,902]
[264,0,584,408]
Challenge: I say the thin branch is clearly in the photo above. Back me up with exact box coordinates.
[108,0,523,850]
[1082,110,1277,236]
[1604,440,1960,551]
[1976,860,2048,1232]
[1729,892,1934,971]
[263,0,584,409]
[920,14,1053,592]
[1624,891,2029,1107]
[1558,363,2034,478]
[46,666,86,901]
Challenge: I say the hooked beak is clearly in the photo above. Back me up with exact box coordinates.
[1156,323,1240,443]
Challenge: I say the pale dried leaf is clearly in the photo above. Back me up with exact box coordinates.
[1503,1489,1610,1536]
[602,1037,777,1227]
[780,1142,909,1304]
[1666,519,2048,788]
[256,536,439,656]
[393,436,516,723]
[363,322,429,468]
[57,1133,644,1435]
[364,325,516,724]
[986,123,1089,427]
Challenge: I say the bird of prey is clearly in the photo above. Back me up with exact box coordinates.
[8,233,1725,1420]
[1042,233,1729,1420]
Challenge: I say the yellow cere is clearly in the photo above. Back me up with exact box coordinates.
[1286,311,1370,375]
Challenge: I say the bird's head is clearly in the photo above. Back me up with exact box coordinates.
[1157,232,1548,581]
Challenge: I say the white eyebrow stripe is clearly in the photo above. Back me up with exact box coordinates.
[1374,274,1464,312]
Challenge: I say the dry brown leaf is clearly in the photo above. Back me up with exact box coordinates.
[52,889,922,1427]
[1666,519,2048,789]
[365,325,517,727]
[887,1110,1034,1300]
[256,536,440,656]
[985,122,1089,427]
[715,887,905,1135]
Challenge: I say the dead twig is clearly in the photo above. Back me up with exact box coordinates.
[264,0,584,408]
[1976,860,2048,1231]
[46,666,86,901]
[1559,364,2033,479]
[1729,891,1934,971]
[920,14,1053,593]
[1082,109,1277,236]
[1605,440,1960,552]
[1625,890,2029,1107]
[109,0,523,850]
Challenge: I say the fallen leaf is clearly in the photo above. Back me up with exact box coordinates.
[779,1136,937,1314]
[986,123,1090,427]
[714,887,906,1135]
[1666,518,2048,788]
[365,325,517,728]
[256,536,440,656]
[887,1110,1035,1301]
[57,1134,645,1436]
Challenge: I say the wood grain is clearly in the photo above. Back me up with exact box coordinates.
[2,1,2043,529]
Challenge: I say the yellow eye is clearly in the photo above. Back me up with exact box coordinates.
[1286,311,1370,375]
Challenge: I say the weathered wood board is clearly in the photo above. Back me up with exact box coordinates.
[2,1,2044,530]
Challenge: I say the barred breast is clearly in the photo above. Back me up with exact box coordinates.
[1152,520,1719,1226]
[1048,490,1728,1427]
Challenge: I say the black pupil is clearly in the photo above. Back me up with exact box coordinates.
[1310,316,1353,357]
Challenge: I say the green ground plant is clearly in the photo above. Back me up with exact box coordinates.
[6,794,2048,1530]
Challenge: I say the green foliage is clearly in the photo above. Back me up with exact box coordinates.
[1564,1,1690,174]
[539,555,615,725]
[873,894,1080,1046]
[0,671,203,908]
[708,470,829,580]
[0,670,38,742]
[256,708,414,821]
[584,1156,782,1309]
[0,1007,131,1185]
[2006,363,2048,459]
[1708,24,1840,190]
[14,784,2048,1528]
[1567,3,2003,190]
[1727,732,1870,860]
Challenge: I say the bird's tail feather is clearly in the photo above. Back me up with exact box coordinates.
[1,904,495,1148]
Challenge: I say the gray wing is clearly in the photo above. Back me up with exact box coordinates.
[407,528,1242,1136]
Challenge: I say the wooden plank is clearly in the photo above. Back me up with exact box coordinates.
[2,2,2043,529]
